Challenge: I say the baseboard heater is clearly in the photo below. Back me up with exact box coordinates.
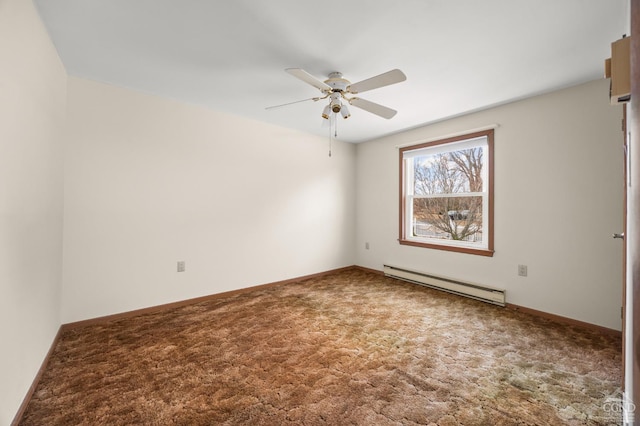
[383,265,506,306]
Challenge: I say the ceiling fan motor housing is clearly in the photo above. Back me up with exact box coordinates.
[325,72,350,92]
[325,72,352,114]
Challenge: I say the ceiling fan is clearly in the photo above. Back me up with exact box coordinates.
[267,68,407,121]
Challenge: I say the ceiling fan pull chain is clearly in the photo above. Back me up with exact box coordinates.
[328,114,332,157]
[329,114,339,157]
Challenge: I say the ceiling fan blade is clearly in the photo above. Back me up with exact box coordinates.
[265,97,321,110]
[347,69,407,94]
[285,68,332,93]
[349,98,397,119]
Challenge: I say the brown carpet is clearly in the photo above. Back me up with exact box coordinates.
[19,268,621,425]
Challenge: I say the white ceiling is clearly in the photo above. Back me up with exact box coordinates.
[34,0,628,143]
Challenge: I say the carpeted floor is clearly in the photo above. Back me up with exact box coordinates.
[19,268,622,425]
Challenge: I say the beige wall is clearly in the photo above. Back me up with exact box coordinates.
[62,77,356,323]
[356,79,624,330]
[0,0,67,423]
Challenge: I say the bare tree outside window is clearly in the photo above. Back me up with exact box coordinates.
[413,147,483,242]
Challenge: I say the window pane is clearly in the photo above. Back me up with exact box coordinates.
[413,147,483,195]
[412,196,483,243]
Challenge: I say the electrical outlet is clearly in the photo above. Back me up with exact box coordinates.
[365,242,370,250]
[518,264,527,277]
[177,261,186,272]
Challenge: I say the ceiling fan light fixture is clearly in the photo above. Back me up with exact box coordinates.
[321,104,331,119]
[330,93,342,113]
[340,104,350,119]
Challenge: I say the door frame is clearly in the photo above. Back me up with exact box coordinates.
[626,0,640,420]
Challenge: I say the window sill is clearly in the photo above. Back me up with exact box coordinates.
[398,239,495,257]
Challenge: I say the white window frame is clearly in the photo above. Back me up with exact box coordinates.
[399,129,494,257]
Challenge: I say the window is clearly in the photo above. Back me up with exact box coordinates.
[399,129,494,256]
